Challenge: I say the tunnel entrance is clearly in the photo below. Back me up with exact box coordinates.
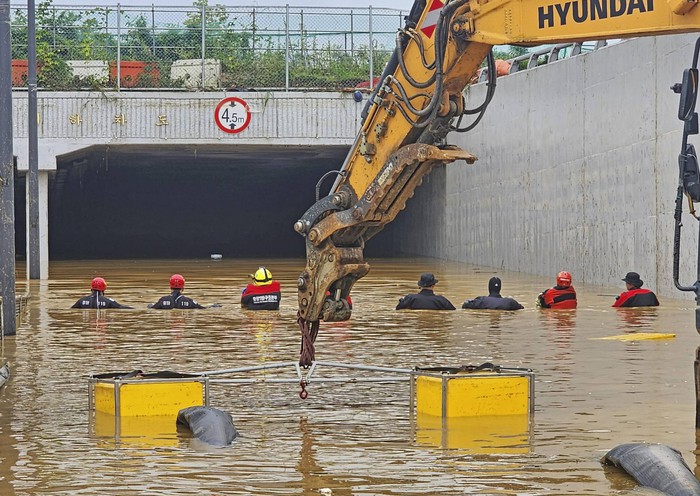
[50,145,347,259]
[45,144,419,260]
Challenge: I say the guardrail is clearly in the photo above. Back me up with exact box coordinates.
[9,3,407,91]
[0,293,29,330]
[474,41,611,83]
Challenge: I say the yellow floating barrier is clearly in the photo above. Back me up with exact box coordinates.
[410,365,534,454]
[411,365,534,418]
[595,333,677,341]
[89,371,209,417]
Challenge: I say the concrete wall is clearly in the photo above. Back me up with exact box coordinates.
[11,91,362,170]
[372,166,447,257]
[425,34,700,298]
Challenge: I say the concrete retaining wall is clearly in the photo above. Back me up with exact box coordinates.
[409,34,700,298]
[11,91,363,170]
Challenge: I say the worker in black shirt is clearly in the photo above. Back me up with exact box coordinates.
[149,274,206,309]
[396,273,456,310]
[462,276,524,310]
[71,277,132,309]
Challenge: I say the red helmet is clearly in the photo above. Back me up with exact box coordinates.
[91,277,107,292]
[556,271,572,288]
[170,274,185,289]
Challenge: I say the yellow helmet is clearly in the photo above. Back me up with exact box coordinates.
[250,267,273,286]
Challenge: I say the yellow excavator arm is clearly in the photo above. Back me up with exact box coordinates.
[294,0,700,366]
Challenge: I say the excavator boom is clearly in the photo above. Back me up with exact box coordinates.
[294,0,700,366]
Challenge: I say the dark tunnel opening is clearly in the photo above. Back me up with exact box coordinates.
[39,144,418,260]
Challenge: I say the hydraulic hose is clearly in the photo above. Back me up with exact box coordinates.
[395,30,436,89]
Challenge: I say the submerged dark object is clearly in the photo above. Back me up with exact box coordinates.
[176,406,239,447]
[602,443,700,496]
[0,361,9,389]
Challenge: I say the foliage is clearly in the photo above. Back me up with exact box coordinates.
[492,45,530,60]
[8,0,414,90]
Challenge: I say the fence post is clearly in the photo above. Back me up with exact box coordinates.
[52,5,56,50]
[252,8,256,52]
[285,4,290,91]
[350,10,354,58]
[201,3,206,89]
[117,3,121,90]
[151,4,156,59]
[369,6,374,91]
[252,8,257,86]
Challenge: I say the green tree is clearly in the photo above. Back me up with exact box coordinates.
[492,45,529,60]
[123,15,154,60]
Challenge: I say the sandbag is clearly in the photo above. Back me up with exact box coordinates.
[176,406,239,447]
[602,443,700,496]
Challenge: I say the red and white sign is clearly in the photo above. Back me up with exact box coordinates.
[420,0,445,39]
[214,97,251,134]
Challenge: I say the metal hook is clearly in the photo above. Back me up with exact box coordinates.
[299,379,309,400]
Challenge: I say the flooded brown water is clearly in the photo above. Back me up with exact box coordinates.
[1,258,698,495]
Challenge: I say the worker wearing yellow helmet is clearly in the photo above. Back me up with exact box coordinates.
[241,266,281,310]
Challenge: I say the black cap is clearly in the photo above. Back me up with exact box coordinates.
[418,273,438,287]
[622,272,643,288]
[488,276,501,295]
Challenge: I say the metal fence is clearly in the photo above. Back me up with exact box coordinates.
[0,293,29,326]
[8,3,407,91]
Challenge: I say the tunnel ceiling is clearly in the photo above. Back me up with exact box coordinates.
[44,144,407,260]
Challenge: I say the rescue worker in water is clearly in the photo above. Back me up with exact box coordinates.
[71,277,132,309]
[241,267,281,310]
[149,274,206,309]
[462,276,523,310]
[396,273,456,310]
[613,272,659,307]
[537,271,577,309]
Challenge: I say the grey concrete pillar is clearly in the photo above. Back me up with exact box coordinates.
[39,170,48,279]
[27,170,49,279]
[0,0,16,336]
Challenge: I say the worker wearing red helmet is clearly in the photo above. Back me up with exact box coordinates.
[537,271,577,309]
[149,274,206,309]
[71,277,132,309]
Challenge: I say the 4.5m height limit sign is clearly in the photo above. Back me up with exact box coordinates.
[214,97,251,134]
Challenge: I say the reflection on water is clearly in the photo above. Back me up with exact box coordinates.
[414,414,531,453]
[1,258,699,494]
[615,307,661,332]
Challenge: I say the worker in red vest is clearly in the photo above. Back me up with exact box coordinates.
[537,271,577,309]
[241,267,281,310]
[613,272,659,307]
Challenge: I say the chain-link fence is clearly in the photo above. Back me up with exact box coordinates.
[9,3,408,91]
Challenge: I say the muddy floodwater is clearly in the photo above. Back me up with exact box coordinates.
[1,258,699,495]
